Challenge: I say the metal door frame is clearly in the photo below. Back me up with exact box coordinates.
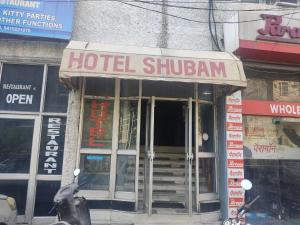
[144,96,155,215]
[188,98,193,215]
[144,97,193,215]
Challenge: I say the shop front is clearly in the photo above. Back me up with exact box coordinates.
[0,63,69,224]
[235,10,300,225]
[59,41,247,224]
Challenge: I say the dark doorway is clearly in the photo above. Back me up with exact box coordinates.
[154,101,185,147]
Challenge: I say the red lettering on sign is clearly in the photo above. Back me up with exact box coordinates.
[229,197,244,207]
[227,140,244,150]
[228,178,243,188]
[157,59,171,75]
[125,56,136,73]
[68,52,84,69]
[210,62,227,77]
[170,59,183,75]
[184,60,196,76]
[257,14,300,44]
[84,53,98,70]
[197,61,209,77]
[143,57,155,74]
[227,159,244,168]
[88,100,110,147]
[100,54,113,72]
[253,143,277,153]
[113,56,125,72]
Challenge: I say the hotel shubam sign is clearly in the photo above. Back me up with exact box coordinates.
[60,41,247,87]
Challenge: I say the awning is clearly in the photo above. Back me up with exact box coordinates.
[59,41,247,89]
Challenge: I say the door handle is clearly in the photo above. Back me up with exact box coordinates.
[147,150,151,159]
[147,151,155,160]
[186,153,194,162]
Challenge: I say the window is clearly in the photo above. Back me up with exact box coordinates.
[0,118,34,173]
[82,99,114,149]
[115,155,136,192]
[118,100,138,150]
[279,81,289,96]
[79,78,141,202]
[196,99,218,211]
[243,115,300,160]
[0,180,28,214]
[0,63,69,220]
[273,80,300,102]
[79,154,111,190]
[34,181,61,216]
[79,78,116,193]
[44,66,69,113]
[142,80,194,98]
[243,78,300,102]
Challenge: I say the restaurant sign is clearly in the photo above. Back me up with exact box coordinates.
[0,0,75,39]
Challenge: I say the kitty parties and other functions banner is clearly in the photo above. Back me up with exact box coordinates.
[0,0,75,39]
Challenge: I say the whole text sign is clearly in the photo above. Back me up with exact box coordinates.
[0,0,75,39]
[243,100,300,118]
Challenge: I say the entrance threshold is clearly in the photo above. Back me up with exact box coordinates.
[88,210,221,225]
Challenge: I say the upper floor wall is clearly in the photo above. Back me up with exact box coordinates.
[0,0,292,62]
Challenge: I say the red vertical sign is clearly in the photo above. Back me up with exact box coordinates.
[226,91,245,222]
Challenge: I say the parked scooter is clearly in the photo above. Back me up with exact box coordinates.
[50,169,91,225]
[223,179,260,225]
[0,194,17,225]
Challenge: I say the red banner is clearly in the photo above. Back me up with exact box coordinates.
[243,100,300,118]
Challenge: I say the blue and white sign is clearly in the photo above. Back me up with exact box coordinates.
[0,0,75,39]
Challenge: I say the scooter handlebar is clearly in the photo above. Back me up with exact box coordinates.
[236,195,260,217]
[245,195,260,209]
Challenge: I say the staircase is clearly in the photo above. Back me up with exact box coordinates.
[138,146,188,210]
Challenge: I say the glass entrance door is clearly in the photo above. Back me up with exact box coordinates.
[143,98,194,215]
[144,96,155,215]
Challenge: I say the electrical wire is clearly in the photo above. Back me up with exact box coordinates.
[117,0,300,24]
[129,0,300,11]
[208,0,221,50]
[211,0,222,50]
[18,0,300,12]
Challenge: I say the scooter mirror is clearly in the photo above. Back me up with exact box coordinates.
[73,168,80,177]
[241,179,252,190]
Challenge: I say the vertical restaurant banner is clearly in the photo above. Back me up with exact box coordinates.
[0,0,75,39]
[82,99,114,149]
[38,116,66,175]
[226,91,245,221]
